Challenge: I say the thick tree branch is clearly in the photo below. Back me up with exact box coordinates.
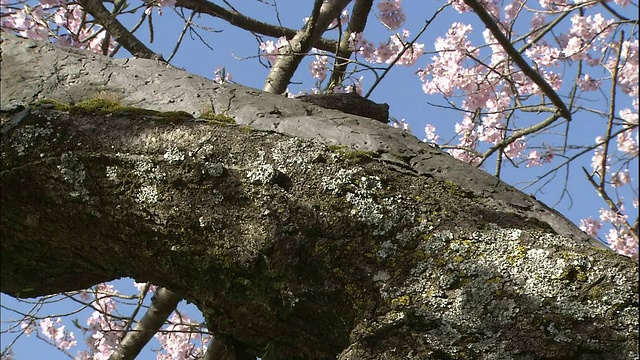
[1,33,637,359]
[109,287,182,360]
[263,0,352,94]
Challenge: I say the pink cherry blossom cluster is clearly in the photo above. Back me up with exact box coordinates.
[348,1,420,66]
[561,14,614,61]
[526,148,555,167]
[20,317,77,352]
[417,22,478,97]
[155,312,209,359]
[580,207,638,260]
[423,124,439,144]
[14,285,124,360]
[349,29,424,66]
[76,284,126,360]
[5,282,210,359]
[391,118,411,132]
[310,49,330,82]
[1,0,116,54]
[213,67,233,84]
[377,0,405,30]
[412,2,637,259]
[259,36,289,64]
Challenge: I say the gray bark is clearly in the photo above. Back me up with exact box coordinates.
[1,32,638,359]
[109,287,182,360]
[263,0,352,94]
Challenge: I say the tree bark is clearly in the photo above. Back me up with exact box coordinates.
[263,0,352,94]
[1,33,638,359]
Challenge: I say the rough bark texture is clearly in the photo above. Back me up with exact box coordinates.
[296,92,390,123]
[263,0,351,94]
[1,32,638,359]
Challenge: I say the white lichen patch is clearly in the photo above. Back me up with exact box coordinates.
[106,166,118,181]
[13,123,53,155]
[391,226,639,350]
[372,270,391,283]
[134,161,165,181]
[271,138,326,173]
[163,147,185,163]
[344,175,384,224]
[376,240,397,258]
[546,322,571,342]
[322,168,359,194]
[57,152,89,200]
[322,168,414,230]
[247,164,277,184]
[136,184,158,203]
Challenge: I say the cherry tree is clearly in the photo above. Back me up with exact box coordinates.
[1,0,637,359]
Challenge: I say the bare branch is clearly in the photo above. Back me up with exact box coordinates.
[77,0,164,60]
[175,0,339,52]
[598,32,624,190]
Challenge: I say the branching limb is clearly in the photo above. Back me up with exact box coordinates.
[108,287,182,360]
[77,0,164,60]
[582,167,639,244]
[175,0,339,52]
[598,32,624,190]
[166,10,197,62]
[263,0,352,94]
[327,0,373,90]
[463,0,571,120]
[480,111,563,165]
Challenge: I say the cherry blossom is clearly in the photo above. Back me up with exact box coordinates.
[310,50,329,81]
[611,170,632,187]
[617,129,639,156]
[590,146,609,177]
[600,208,627,226]
[525,43,561,68]
[392,118,411,132]
[156,312,209,359]
[607,228,638,260]
[424,124,439,144]
[577,74,601,92]
[377,0,405,30]
[526,148,555,167]
[580,217,602,237]
[37,317,77,351]
[259,36,288,63]
[350,30,423,66]
[214,68,233,84]
[504,137,527,159]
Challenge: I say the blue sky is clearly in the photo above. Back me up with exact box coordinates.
[2,1,637,359]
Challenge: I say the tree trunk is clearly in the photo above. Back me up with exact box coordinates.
[1,33,637,359]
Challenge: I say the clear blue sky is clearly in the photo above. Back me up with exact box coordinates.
[2,1,637,359]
